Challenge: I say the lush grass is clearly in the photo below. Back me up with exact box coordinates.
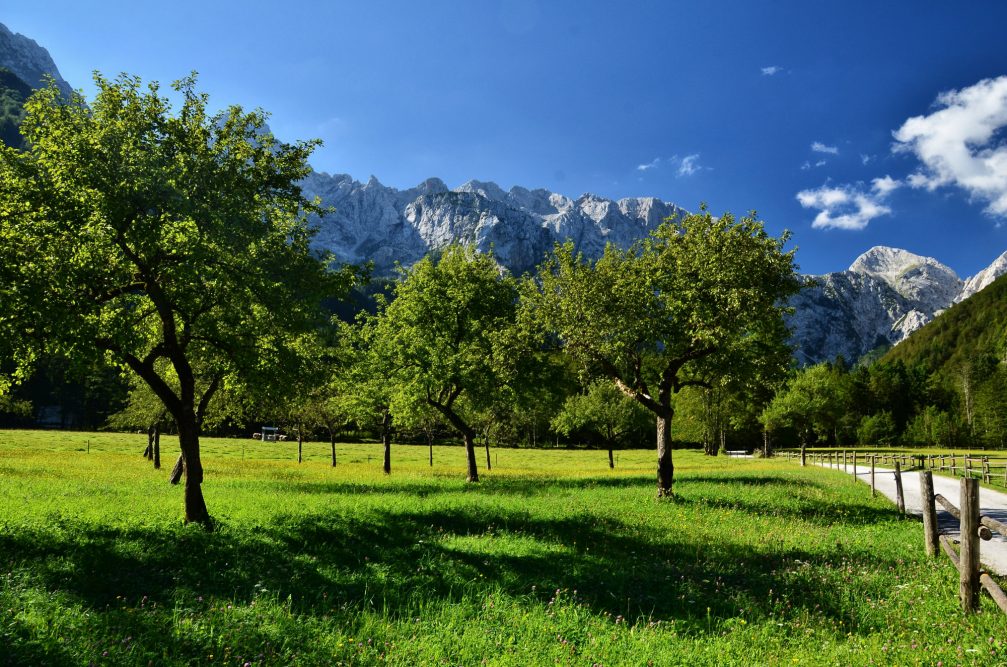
[1,430,1005,666]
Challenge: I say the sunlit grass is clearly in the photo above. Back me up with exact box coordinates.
[1,429,1005,665]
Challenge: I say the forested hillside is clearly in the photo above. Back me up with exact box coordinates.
[883,272,1007,376]
[0,67,30,148]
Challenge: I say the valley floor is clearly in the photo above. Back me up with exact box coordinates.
[1,431,1005,666]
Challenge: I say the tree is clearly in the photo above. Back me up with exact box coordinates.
[551,380,650,467]
[760,363,845,463]
[0,74,354,527]
[369,245,525,482]
[526,208,800,496]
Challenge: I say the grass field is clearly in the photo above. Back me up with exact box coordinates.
[1,430,1005,666]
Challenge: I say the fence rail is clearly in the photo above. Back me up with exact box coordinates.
[921,474,1007,614]
[780,449,1007,489]
[783,450,1007,615]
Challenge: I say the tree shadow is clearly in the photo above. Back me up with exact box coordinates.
[0,481,911,660]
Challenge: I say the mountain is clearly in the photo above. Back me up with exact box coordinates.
[302,172,1007,366]
[0,23,72,97]
[882,270,1007,377]
[302,172,683,276]
[0,67,32,148]
[0,22,74,148]
[4,21,1005,369]
[787,247,1007,365]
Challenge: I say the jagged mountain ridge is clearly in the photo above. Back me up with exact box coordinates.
[302,172,683,275]
[302,174,1007,366]
[788,247,1007,365]
[6,21,1006,368]
[0,23,72,97]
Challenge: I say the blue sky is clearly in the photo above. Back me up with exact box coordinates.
[6,1,1007,276]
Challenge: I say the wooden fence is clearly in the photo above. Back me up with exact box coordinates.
[780,449,1007,488]
[920,473,1007,614]
[782,450,1007,614]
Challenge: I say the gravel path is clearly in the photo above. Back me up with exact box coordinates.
[817,459,1007,575]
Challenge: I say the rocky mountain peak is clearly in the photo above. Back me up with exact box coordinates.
[0,22,72,97]
[957,250,1007,303]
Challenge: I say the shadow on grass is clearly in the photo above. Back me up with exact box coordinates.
[0,473,914,664]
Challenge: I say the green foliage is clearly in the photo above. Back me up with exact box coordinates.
[1,430,1005,665]
[365,245,529,478]
[856,411,897,446]
[0,68,31,149]
[551,380,650,449]
[883,272,1007,377]
[0,72,353,402]
[761,363,845,445]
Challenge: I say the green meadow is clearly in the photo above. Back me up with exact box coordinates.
[1,430,1004,666]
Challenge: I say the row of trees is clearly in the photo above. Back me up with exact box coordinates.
[760,354,1007,452]
[0,73,801,527]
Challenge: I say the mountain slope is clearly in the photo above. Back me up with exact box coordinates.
[0,22,72,97]
[0,67,31,148]
[784,246,1007,366]
[882,272,1007,375]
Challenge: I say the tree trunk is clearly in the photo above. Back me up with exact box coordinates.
[484,436,492,471]
[176,414,212,529]
[169,453,184,484]
[144,426,154,459]
[656,410,674,497]
[464,430,479,482]
[153,425,161,470]
[427,429,434,467]
[297,424,303,464]
[330,432,337,467]
[382,410,391,475]
[608,446,615,469]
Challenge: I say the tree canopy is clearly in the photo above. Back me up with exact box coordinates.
[525,208,801,495]
[0,73,356,526]
[366,245,525,482]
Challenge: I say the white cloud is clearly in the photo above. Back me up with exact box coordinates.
[892,75,1007,216]
[796,178,896,230]
[871,175,901,196]
[815,159,827,167]
[677,154,701,177]
[636,157,661,172]
[801,161,811,171]
[761,65,782,76]
[811,141,839,155]
[861,154,874,165]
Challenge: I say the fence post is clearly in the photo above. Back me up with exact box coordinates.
[960,477,980,612]
[870,456,876,498]
[852,451,857,478]
[894,461,905,514]
[920,471,938,557]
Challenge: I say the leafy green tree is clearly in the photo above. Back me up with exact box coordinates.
[551,380,650,467]
[857,411,897,447]
[0,74,353,527]
[526,208,800,495]
[369,246,525,482]
[761,363,846,462]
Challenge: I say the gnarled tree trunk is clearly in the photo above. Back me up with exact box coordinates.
[656,409,674,497]
[177,413,212,529]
